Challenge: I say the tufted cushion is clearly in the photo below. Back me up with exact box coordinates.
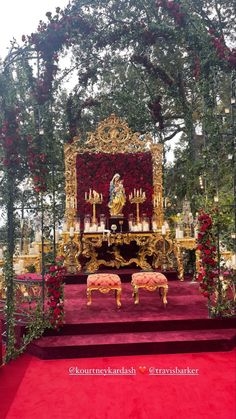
[87,273,121,287]
[132,272,167,286]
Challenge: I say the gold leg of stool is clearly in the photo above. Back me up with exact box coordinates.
[133,286,139,304]
[162,286,168,306]
[116,288,122,308]
[87,288,92,306]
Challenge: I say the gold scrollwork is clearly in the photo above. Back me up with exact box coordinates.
[60,234,82,274]
[82,233,153,272]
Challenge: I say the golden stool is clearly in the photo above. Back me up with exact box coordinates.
[87,273,122,308]
[131,272,168,306]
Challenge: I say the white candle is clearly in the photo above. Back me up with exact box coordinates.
[85,192,88,200]
[19,260,24,268]
[175,228,179,239]
[75,222,80,232]
[62,222,67,232]
[231,254,236,268]
[0,249,3,259]
[35,244,40,254]
[84,222,90,232]
[138,223,143,231]
[55,231,60,243]
[179,230,184,239]
[90,224,97,232]
[35,231,41,242]
[161,225,166,235]
[142,222,149,232]
[152,221,157,231]
[69,227,74,237]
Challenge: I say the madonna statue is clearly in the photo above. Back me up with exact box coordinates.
[108,173,126,216]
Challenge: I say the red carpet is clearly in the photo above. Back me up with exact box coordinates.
[1,350,235,419]
[27,281,236,359]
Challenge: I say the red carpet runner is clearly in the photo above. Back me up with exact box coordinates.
[1,350,235,419]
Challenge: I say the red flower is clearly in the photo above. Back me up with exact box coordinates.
[197,211,217,298]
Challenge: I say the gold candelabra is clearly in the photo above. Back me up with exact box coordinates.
[129,188,146,224]
[85,189,103,224]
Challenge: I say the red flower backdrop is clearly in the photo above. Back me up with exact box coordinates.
[197,212,217,298]
[76,152,154,221]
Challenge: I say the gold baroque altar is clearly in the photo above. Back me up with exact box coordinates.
[59,231,198,281]
[60,114,199,280]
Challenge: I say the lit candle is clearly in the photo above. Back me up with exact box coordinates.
[85,192,88,200]
[134,188,136,196]
[137,190,139,197]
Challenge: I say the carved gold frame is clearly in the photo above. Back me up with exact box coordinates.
[64,114,163,226]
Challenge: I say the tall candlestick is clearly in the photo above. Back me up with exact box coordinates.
[85,189,103,224]
[129,189,146,224]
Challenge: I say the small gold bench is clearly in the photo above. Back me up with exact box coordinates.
[131,272,168,306]
[87,273,122,308]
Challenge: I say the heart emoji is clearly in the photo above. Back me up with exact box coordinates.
[139,366,147,374]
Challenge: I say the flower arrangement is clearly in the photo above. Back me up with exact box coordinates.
[46,256,66,329]
[197,212,217,298]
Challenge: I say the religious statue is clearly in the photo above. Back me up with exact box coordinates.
[108,173,126,216]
